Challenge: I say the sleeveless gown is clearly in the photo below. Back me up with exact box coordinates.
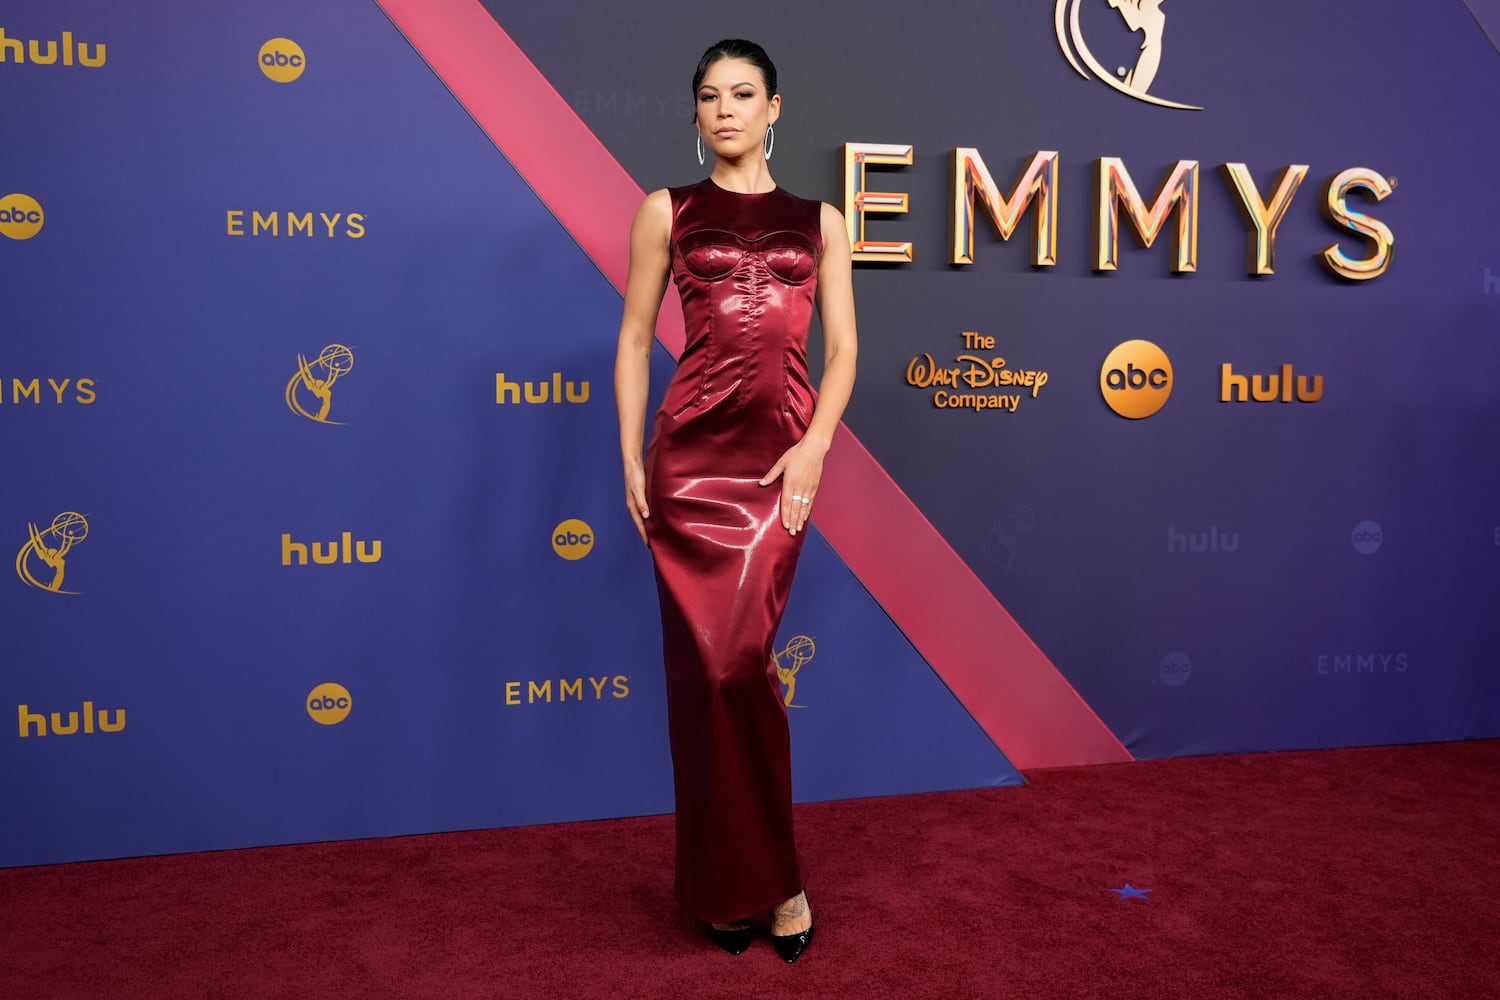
[644,178,822,922]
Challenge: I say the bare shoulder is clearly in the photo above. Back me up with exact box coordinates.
[631,188,673,247]
[637,188,673,225]
[819,201,850,256]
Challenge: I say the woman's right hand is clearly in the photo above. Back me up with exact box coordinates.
[624,458,650,546]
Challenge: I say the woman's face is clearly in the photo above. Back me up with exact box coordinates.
[695,57,780,162]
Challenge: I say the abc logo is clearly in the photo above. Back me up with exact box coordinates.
[1159,651,1192,687]
[1100,340,1173,419]
[0,193,44,241]
[306,682,352,725]
[258,37,306,83]
[1351,519,1383,555]
[552,519,595,560]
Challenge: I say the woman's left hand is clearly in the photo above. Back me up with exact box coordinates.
[759,438,828,536]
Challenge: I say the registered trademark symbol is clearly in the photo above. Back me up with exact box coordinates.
[1388,176,1398,188]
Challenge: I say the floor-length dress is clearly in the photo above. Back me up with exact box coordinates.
[644,178,822,922]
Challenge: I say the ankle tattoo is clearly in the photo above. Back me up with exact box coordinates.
[775,893,807,920]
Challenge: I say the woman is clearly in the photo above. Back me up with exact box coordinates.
[613,39,857,963]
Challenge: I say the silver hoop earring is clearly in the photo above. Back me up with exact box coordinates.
[763,124,775,161]
[696,132,704,166]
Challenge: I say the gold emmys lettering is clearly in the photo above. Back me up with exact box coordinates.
[844,143,1393,279]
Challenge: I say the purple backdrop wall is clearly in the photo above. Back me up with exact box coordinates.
[2,0,1496,868]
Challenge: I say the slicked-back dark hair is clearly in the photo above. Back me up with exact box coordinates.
[691,39,778,100]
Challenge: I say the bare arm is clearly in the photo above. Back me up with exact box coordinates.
[614,188,673,545]
[807,201,859,450]
[759,201,859,535]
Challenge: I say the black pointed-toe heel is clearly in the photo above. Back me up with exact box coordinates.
[708,924,754,956]
[770,922,813,964]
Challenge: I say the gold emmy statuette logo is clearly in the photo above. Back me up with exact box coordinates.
[552,519,594,560]
[772,634,815,708]
[16,511,89,594]
[1100,340,1173,419]
[1055,0,1201,110]
[307,683,352,725]
[0,193,44,240]
[286,344,354,424]
[258,37,305,83]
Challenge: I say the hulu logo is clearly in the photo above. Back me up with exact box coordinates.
[0,28,106,67]
[18,701,125,737]
[281,532,382,566]
[1219,363,1323,403]
[495,373,590,405]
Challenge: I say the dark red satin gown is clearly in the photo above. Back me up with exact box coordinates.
[644,178,821,922]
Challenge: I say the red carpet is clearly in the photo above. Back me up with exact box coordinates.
[4,741,1498,999]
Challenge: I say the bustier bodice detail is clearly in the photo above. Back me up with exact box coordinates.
[661,180,823,436]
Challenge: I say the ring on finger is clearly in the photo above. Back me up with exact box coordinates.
[798,497,812,505]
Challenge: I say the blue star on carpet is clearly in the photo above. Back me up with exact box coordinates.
[1111,884,1151,900]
